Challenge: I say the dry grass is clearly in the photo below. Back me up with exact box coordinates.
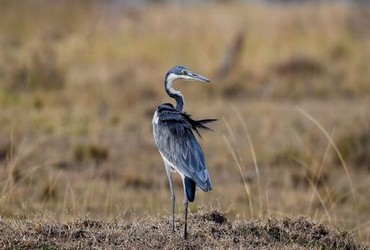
[0,209,367,249]
[0,0,370,246]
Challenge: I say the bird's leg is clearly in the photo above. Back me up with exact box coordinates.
[166,167,175,232]
[183,198,189,240]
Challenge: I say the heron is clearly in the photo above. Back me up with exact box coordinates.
[152,66,216,239]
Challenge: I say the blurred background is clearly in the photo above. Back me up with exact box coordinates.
[0,0,369,242]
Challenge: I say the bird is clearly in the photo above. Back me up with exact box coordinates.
[152,66,216,240]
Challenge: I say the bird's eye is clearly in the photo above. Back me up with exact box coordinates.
[182,70,188,75]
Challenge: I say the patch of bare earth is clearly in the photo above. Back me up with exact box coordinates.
[0,210,366,250]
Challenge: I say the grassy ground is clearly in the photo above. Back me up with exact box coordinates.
[0,0,369,246]
[0,209,367,249]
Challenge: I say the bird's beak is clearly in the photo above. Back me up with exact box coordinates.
[188,71,212,83]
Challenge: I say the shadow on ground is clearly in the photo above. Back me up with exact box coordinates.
[0,210,366,249]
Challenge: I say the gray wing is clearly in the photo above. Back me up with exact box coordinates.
[153,108,212,191]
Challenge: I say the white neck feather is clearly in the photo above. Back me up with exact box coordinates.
[165,73,185,110]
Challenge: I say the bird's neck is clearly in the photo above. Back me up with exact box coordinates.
[165,78,184,111]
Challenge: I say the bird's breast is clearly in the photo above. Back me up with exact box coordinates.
[152,110,159,126]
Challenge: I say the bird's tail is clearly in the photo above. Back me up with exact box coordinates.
[184,177,196,202]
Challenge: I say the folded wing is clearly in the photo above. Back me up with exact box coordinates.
[153,104,215,192]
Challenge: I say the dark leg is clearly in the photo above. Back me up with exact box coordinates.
[183,198,189,240]
[166,167,175,232]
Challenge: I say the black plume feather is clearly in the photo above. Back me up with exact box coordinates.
[184,113,217,138]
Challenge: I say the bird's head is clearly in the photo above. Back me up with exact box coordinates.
[165,66,212,84]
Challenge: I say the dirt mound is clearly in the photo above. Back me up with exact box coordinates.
[0,210,366,249]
